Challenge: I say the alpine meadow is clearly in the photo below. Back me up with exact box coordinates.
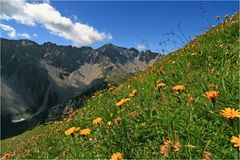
[0,1,239,159]
[1,12,239,159]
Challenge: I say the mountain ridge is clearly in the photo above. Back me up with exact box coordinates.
[1,37,161,139]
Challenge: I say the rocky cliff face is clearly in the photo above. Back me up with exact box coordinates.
[1,38,161,139]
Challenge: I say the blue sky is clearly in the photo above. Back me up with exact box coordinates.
[0,1,238,53]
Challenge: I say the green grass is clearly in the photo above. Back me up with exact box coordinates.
[1,13,239,159]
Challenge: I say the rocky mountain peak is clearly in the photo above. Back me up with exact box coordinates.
[1,37,161,139]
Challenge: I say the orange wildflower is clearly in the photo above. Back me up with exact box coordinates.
[220,108,240,119]
[64,127,77,136]
[115,101,123,107]
[205,91,219,100]
[160,139,171,157]
[160,145,169,157]
[172,85,185,91]
[80,128,91,136]
[231,135,240,148]
[156,83,166,89]
[115,98,130,107]
[3,153,12,159]
[163,139,171,146]
[92,117,102,126]
[128,89,137,97]
[111,152,124,160]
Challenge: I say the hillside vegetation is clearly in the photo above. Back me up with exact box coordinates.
[1,13,239,159]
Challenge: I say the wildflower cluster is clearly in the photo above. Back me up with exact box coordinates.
[65,126,91,137]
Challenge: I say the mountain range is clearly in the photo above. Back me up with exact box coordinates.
[1,38,161,139]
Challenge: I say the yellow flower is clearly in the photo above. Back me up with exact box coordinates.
[128,89,137,97]
[231,135,240,148]
[80,128,91,136]
[111,152,124,160]
[92,117,102,126]
[64,127,77,136]
[115,98,130,107]
[220,108,240,119]
[156,83,166,89]
[107,121,112,127]
[172,85,185,91]
[205,91,219,100]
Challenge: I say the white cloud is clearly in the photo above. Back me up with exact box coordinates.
[18,33,30,38]
[136,43,147,51]
[136,40,149,51]
[33,34,38,37]
[1,0,112,46]
[0,23,16,38]
[0,23,31,39]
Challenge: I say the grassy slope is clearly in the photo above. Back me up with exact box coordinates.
[1,13,239,159]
